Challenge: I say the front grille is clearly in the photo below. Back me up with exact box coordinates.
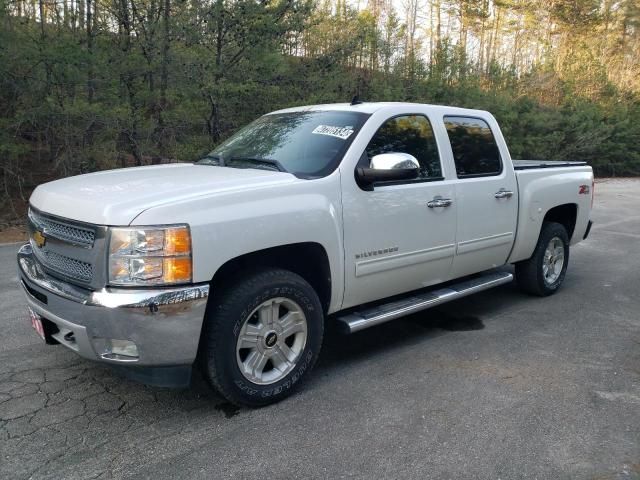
[29,209,95,247]
[28,207,104,287]
[39,249,93,282]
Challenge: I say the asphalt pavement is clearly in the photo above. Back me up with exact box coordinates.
[1,179,639,479]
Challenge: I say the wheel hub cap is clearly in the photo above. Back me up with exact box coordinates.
[264,331,278,348]
[236,297,308,385]
[542,236,565,285]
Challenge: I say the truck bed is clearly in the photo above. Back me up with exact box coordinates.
[513,160,587,170]
[509,159,593,264]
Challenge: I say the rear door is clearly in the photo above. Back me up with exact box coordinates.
[341,113,457,309]
[443,116,518,278]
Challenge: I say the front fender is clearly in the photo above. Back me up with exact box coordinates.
[131,174,345,313]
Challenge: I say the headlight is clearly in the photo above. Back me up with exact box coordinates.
[108,225,192,286]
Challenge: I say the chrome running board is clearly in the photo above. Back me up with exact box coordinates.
[337,271,513,333]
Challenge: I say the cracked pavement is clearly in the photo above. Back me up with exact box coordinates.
[1,179,639,479]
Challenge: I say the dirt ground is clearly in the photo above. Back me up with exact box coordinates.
[0,225,28,243]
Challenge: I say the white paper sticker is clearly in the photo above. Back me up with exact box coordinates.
[312,125,354,140]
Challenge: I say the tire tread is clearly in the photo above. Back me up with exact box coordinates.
[515,221,569,297]
[202,268,323,407]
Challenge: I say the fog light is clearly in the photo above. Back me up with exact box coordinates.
[109,339,138,357]
[93,338,139,360]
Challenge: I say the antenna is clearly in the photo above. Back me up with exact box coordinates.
[350,95,363,106]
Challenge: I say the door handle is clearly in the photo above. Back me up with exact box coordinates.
[494,189,514,199]
[427,197,453,208]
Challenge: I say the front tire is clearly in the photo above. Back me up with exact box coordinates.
[201,268,324,407]
[516,222,570,297]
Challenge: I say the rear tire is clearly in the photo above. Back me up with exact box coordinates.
[515,222,570,297]
[201,268,324,407]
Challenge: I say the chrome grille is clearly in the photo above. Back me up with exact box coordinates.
[28,207,104,287]
[29,208,95,247]
[38,249,93,282]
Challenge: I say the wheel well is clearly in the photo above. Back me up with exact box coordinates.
[543,204,577,240]
[211,243,332,313]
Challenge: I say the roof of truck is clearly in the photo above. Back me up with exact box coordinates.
[269,102,491,117]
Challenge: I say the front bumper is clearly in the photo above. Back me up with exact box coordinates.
[17,243,209,385]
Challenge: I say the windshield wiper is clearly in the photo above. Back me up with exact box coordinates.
[227,157,286,172]
[197,153,225,166]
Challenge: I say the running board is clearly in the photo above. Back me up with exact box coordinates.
[337,271,513,333]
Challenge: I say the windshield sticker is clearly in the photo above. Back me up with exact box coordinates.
[312,125,354,140]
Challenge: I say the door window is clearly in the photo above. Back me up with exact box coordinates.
[365,115,442,181]
[444,116,502,177]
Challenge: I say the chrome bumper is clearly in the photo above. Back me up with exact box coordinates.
[17,243,209,370]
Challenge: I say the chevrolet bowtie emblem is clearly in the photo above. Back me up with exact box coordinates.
[32,230,46,248]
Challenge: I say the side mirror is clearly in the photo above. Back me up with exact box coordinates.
[356,153,420,188]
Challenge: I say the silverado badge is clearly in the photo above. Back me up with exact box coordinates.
[32,230,46,248]
[355,246,399,260]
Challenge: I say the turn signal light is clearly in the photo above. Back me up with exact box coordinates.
[163,257,192,284]
[165,228,191,255]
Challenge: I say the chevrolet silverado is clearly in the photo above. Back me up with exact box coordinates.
[17,102,594,406]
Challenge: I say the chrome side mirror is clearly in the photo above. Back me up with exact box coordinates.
[355,152,420,190]
[370,153,420,170]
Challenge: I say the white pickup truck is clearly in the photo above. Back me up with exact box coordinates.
[18,102,594,406]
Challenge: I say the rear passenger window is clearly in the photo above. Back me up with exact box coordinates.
[444,116,502,177]
[365,115,442,180]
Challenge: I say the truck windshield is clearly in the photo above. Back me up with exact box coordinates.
[198,110,369,178]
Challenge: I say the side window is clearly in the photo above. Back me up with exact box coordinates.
[365,115,442,180]
[444,116,502,177]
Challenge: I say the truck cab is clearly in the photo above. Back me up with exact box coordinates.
[339,105,519,308]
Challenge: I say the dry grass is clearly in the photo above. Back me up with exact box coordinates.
[0,225,28,244]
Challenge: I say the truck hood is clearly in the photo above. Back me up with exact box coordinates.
[29,163,297,225]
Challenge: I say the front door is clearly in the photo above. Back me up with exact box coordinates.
[341,113,457,309]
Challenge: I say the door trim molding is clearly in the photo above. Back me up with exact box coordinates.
[355,244,455,277]
[456,232,514,255]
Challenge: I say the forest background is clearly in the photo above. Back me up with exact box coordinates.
[0,0,638,229]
